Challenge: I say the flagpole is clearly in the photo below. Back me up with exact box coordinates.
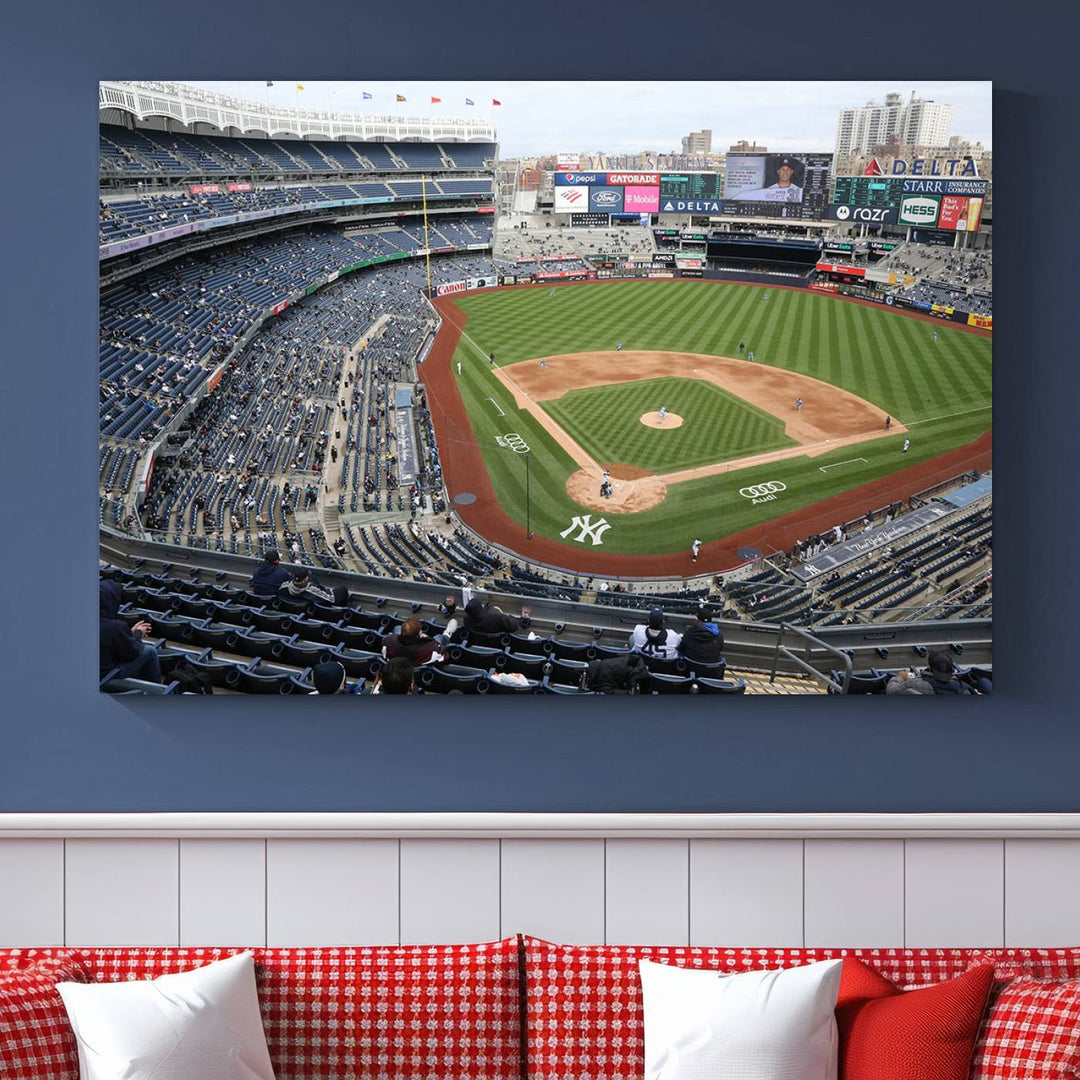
[422,174,432,301]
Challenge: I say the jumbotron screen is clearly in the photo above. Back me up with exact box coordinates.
[722,152,833,220]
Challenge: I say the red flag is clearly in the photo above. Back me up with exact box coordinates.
[492,98,501,106]
[431,96,441,104]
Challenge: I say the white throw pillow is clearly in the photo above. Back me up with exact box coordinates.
[57,951,276,1080]
[639,957,843,1080]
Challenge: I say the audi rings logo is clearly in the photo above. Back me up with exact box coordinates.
[835,205,851,220]
[496,433,530,454]
[739,480,787,505]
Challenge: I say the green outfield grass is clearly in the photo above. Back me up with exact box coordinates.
[445,281,992,556]
[542,376,797,472]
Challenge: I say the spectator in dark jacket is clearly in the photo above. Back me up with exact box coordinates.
[279,567,341,606]
[678,606,724,665]
[585,653,649,693]
[463,597,531,636]
[382,617,453,667]
[885,669,936,695]
[249,550,292,597]
[379,656,415,694]
[99,579,161,683]
[926,651,973,694]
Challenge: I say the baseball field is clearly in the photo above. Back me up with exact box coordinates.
[422,279,992,574]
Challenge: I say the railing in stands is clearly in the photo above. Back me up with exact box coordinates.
[769,622,852,694]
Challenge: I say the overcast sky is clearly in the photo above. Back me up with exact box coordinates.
[188,81,992,157]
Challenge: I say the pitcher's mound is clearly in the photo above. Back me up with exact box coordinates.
[565,465,668,514]
[641,411,684,429]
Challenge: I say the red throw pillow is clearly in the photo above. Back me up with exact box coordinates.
[836,957,994,1080]
[971,977,1080,1079]
[0,955,92,1080]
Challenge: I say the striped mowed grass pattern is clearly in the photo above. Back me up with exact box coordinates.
[445,281,991,554]
[543,377,796,472]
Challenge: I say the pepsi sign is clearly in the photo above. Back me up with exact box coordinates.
[554,172,603,185]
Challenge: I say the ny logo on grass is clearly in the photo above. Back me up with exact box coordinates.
[560,515,611,546]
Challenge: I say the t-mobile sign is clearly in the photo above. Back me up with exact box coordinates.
[623,185,659,213]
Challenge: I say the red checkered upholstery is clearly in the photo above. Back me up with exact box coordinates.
[971,978,1080,1079]
[522,939,978,1080]
[0,954,91,1080]
[970,949,1080,981]
[0,941,521,1080]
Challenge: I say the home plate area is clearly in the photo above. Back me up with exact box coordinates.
[565,464,668,514]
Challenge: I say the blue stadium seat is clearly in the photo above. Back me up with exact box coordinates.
[648,672,697,694]
[694,678,747,695]
[417,666,490,694]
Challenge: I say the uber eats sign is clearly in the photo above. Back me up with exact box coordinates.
[898,194,941,227]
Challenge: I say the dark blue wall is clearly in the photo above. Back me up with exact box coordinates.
[1,0,1077,812]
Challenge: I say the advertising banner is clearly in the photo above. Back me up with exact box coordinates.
[826,204,899,224]
[623,185,659,213]
[863,267,914,286]
[556,152,580,171]
[816,262,866,278]
[648,270,675,279]
[968,313,994,329]
[555,187,589,212]
[189,183,221,194]
[466,276,498,290]
[226,182,253,192]
[536,269,590,281]
[897,194,941,227]
[436,281,467,296]
[589,187,625,213]
[326,270,340,283]
[675,257,704,269]
[272,301,289,315]
[607,172,660,186]
[901,178,988,197]
[554,171,604,185]
[143,452,155,498]
[658,197,723,214]
[207,366,224,394]
[652,253,677,267]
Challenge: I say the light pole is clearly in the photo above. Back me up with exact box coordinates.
[525,451,533,540]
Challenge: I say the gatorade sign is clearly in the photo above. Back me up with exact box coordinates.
[898,195,941,227]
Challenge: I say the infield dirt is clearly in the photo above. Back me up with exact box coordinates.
[495,351,907,513]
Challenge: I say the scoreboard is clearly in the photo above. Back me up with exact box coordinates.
[832,176,905,209]
[659,173,722,201]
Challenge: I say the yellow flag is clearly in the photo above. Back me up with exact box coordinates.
[295,83,305,92]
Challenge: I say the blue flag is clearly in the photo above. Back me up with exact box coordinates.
[465,98,474,106]
[362,91,372,100]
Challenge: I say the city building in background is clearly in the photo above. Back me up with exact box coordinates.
[835,92,952,159]
[682,129,712,154]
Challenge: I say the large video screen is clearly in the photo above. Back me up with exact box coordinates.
[722,152,833,219]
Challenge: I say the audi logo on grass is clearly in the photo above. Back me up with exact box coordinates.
[739,481,787,504]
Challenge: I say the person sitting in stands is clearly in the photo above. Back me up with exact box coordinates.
[677,605,724,666]
[629,607,682,660]
[310,660,347,695]
[463,597,531,635]
[381,617,456,667]
[926,650,990,694]
[249,549,292,597]
[99,579,161,684]
[279,567,341,606]
[379,656,415,694]
[885,668,936,695]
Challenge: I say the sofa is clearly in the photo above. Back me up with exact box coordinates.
[2,936,1078,1079]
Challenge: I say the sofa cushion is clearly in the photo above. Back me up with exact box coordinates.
[0,940,521,1080]
[639,957,843,1080]
[835,958,993,1080]
[970,977,1080,1079]
[522,938,975,1079]
[0,954,92,1080]
[969,949,1080,981]
[57,952,275,1080]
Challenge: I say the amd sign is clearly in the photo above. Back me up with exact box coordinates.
[826,204,899,224]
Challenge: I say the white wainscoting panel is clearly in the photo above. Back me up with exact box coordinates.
[905,839,1004,947]
[605,839,689,945]
[400,839,500,944]
[0,840,64,946]
[179,839,266,947]
[266,839,398,946]
[689,839,804,946]
[64,839,179,946]
[804,840,904,947]
[1005,839,1080,946]
[501,839,605,943]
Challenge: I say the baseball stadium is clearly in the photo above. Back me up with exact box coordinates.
[98,81,992,696]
